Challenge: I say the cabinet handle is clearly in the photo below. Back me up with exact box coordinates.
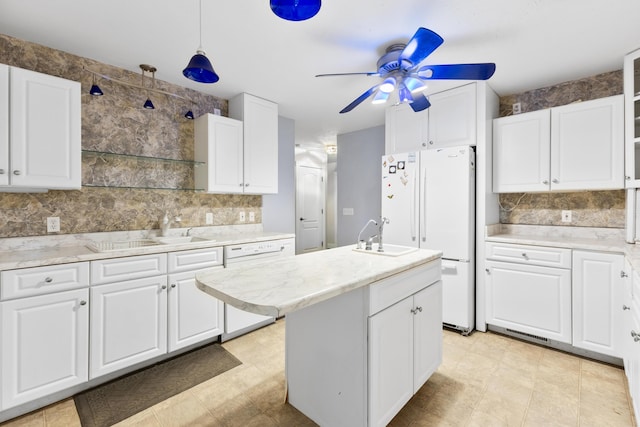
[245,183,250,187]
[552,179,559,184]
[542,180,549,185]
[521,253,529,260]
[239,183,244,187]
[411,306,423,315]
[171,283,177,288]
[161,285,167,290]
[627,176,631,180]
[13,170,21,176]
[485,268,490,274]
[621,271,629,278]
[428,141,434,145]
[623,305,631,311]
[80,300,87,306]
[421,142,427,147]
[44,277,53,283]
[632,330,640,342]
[0,169,4,174]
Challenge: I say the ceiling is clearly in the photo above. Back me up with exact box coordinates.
[1,1,639,147]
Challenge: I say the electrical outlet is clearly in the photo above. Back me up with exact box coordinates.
[205,212,214,225]
[47,217,60,233]
[249,212,255,222]
[239,211,246,222]
[512,102,522,114]
[561,210,572,223]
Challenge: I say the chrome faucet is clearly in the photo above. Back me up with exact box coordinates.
[377,217,390,252]
[357,219,378,249]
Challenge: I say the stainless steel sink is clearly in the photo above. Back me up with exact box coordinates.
[87,239,162,252]
[352,244,419,257]
[153,236,212,244]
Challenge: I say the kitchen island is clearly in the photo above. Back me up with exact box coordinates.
[196,245,442,427]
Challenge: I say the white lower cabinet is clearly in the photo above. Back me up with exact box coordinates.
[572,250,624,357]
[369,281,442,426]
[90,275,168,379]
[286,260,442,427]
[625,268,640,421]
[1,288,89,410]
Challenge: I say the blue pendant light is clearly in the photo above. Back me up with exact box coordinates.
[183,0,219,83]
[184,110,195,119]
[270,0,321,21]
[89,75,103,96]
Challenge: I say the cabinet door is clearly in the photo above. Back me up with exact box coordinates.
[240,95,279,194]
[167,269,224,352]
[427,83,476,149]
[550,95,624,191]
[1,289,88,410]
[384,103,428,154]
[492,109,551,193]
[9,67,81,189]
[0,64,8,186]
[413,281,442,393]
[194,113,244,193]
[485,260,572,343]
[624,48,640,187]
[572,251,624,357]
[368,297,414,427]
[90,276,168,379]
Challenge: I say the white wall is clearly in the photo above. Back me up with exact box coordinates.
[336,126,385,247]
[262,116,296,233]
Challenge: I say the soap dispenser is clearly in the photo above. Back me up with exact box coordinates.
[160,211,171,236]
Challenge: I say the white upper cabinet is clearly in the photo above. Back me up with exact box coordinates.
[385,83,476,154]
[230,93,279,194]
[624,48,640,187]
[0,64,81,191]
[493,95,624,193]
[194,114,244,193]
[493,109,551,193]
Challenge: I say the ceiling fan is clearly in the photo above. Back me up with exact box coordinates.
[316,27,496,114]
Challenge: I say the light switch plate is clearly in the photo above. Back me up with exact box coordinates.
[343,208,354,216]
[47,217,60,233]
[205,212,214,225]
[561,210,572,223]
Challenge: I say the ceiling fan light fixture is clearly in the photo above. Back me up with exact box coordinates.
[379,77,396,93]
[371,89,390,105]
[270,0,321,21]
[403,76,426,93]
[398,83,413,104]
[183,0,220,84]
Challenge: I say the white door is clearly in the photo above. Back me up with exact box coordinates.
[550,95,624,191]
[1,289,88,410]
[485,260,572,343]
[90,275,168,379]
[167,269,224,352]
[427,83,476,149]
[412,281,442,392]
[572,251,624,357]
[296,165,324,254]
[384,103,428,154]
[381,152,419,248]
[9,67,81,189]
[0,64,8,186]
[492,109,551,193]
[368,296,414,427]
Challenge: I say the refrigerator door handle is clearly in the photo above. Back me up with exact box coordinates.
[410,172,417,241]
[421,168,427,242]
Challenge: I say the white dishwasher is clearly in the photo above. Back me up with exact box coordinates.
[222,238,295,341]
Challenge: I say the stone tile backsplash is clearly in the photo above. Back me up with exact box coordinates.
[497,70,625,229]
[0,33,261,238]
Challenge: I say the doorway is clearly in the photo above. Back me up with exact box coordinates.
[295,165,325,254]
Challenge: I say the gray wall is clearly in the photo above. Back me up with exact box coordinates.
[336,126,385,247]
[262,116,296,233]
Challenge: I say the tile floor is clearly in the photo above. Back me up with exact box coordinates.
[1,320,635,426]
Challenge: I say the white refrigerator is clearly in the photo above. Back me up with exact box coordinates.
[381,146,475,333]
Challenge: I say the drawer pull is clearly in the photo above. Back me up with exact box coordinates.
[44,277,53,283]
[632,330,640,342]
[410,306,423,315]
[542,180,549,185]
[621,271,629,278]
[623,305,631,311]
[552,179,559,184]
[161,285,167,290]
[80,300,87,306]
[171,283,177,288]
[485,268,490,274]
[521,253,529,260]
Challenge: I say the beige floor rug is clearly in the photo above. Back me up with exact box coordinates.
[74,342,241,427]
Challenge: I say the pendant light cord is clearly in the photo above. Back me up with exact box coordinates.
[198,0,203,52]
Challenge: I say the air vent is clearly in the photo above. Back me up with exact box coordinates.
[506,328,549,342]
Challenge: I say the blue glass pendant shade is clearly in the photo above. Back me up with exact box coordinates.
[143,98,155,109]
[183,51,220,83]
[89,84,103,96]
[270,0,321,21]
[184,110,194,120]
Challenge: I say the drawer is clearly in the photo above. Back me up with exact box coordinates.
[91,253,167,285]
[369,259,441,316]
[485,242,571,268]
[1,262,89,300]
[168,247,223,273]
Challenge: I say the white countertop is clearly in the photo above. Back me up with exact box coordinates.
[195,245,442,318]
[0,228,295,271]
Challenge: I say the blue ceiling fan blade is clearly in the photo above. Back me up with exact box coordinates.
[399,28,444,68]
[316,72,380,77]
[409,93,431,112]
[339,85,378,113]
[417,63,496,80]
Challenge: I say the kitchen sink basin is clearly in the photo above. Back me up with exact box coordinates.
[87,239,162,252]
[353,244,419,257]
[153,236,212,244]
